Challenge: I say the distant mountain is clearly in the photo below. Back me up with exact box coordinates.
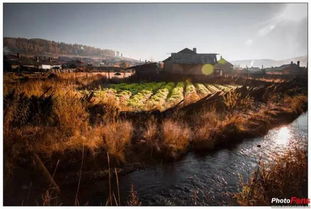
[231,56,307,68]
[4,37,118,59]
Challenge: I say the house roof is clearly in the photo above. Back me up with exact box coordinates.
[280,63,297,68]
[177,48,196,54]
[279,63,301,71]
[163,48,218,64]
[163,57,172,62]
[215,57,233,67]
[126,62,159,71]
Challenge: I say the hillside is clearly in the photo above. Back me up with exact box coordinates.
[231,56,307,68]
[4,37,117,58]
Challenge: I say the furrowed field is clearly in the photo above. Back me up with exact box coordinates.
[82,81,241,111]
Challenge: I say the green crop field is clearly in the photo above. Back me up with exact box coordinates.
[83,81,241,111]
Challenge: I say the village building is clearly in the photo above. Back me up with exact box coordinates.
[4,53,64,72]
[126,62,160,80]
[163,48,233,76]
[4,54,21,72]
[63,59,85,68]
[278,61,305,74]
[39,64,62,70]
[35,57,62,71]
[266,61,307,75]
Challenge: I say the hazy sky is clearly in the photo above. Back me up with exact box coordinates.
[4,3,308,61]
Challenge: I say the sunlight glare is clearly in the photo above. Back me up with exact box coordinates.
[279,5,307,22]
[275,127,291,145]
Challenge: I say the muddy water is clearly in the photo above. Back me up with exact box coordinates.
[79,112,307,206]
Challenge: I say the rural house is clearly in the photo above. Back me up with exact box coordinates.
[127,62,160,80]
[163,48,233,76]
[278,61,306,74]
[38,62,62,71]
[266,61,307,75]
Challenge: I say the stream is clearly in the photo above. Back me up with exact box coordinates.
[79,112,308,206]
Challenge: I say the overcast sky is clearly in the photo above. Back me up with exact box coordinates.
[4,3,308,61]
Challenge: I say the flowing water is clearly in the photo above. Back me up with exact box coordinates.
[81,112,307,206]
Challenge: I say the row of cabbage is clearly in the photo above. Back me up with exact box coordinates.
[127,82,165,109]
[87,82,241,111]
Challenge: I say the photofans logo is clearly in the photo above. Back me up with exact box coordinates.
[271,197,310,206]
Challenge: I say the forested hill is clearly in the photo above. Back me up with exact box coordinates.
[4,37,117,58]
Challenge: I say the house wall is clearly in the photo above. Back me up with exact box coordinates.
[52,65,62,69]
[214,63,234,74]
[11,64,20,69]
[164,62,235,76]
[164,63,205,75]
[282,67,305,75]
[164,62,174,73]
[40,64,52,70]
[177,64,203,75]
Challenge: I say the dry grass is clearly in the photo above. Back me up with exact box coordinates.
[41,188,61,206]
[127,185,142,206]
[143,119,158,140]
[184,93,200,105]
[235,145,307,206]
[191,110,220,150]
[162,119,191,157]
[223,91,254,111]
[53,94,89,137]
[4,73,122,177]
[102,120,133,162]
[283,95,307,114]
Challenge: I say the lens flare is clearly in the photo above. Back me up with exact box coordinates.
[201,64,214,75]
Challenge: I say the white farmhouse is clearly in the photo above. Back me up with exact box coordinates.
[39,64,62,70]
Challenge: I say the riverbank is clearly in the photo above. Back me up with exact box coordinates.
[54,112,308,205]
[46,100,308,186]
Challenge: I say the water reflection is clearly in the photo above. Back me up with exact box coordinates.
[274,127,291,145]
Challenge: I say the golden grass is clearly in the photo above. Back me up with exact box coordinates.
[3,73,124,175]
[184,93,200,105]
[102,120,133,162]
[53,96,88,136]
[235,145,307,206]
[283,95,307,114]
[143,119,158,140]
[224,91,254,111]
[191,110,219,149]
[162,119,191,157]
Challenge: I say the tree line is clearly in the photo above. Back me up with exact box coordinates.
[4,37,116,57]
